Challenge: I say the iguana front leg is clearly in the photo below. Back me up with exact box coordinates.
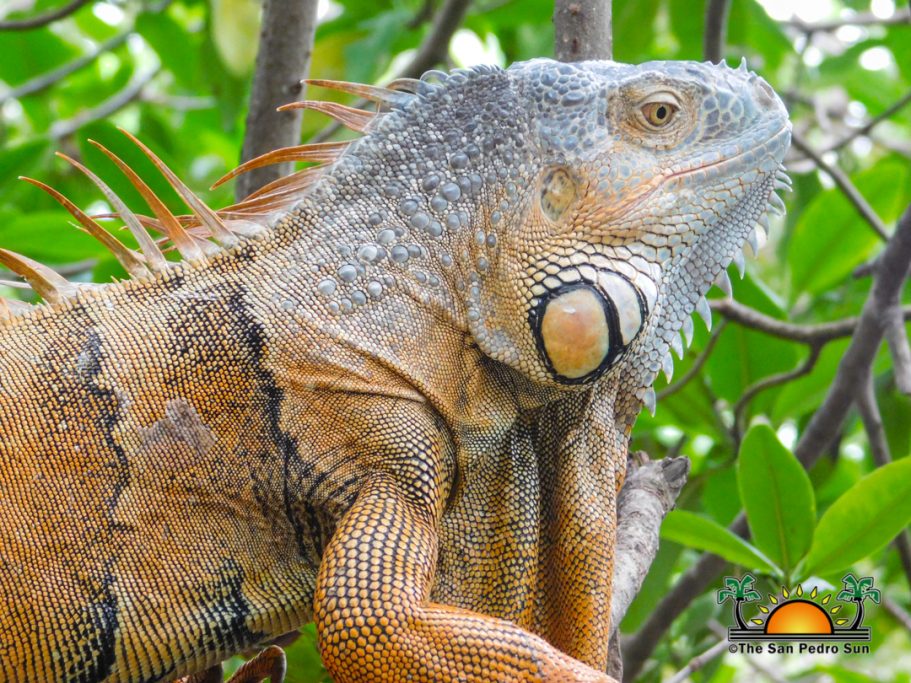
[312,407,616,683]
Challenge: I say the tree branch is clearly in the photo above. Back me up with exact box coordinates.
[883,596,911,635]
[783,7,910,32]
[886,312,911,394]
[611,454,689,635]
[733,344,821,439]
[665,639,730,683]
[703,0,731,63]
[710,298,911,345]
[308,0,471,145]
[48,67,158,139]
[397,0,472,79]
[236,0,319,200]
[0,0,90,30]
[817,88,911,156]
[856,372,911,588]
[554,0,613,61]
[657,321,726,400]
[795,203,911,468]
[791,133,889,240]
[0,32,129,104]
[625,203,911,679]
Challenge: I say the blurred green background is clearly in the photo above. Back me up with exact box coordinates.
[0,0,909,681]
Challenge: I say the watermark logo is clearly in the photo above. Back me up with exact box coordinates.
[717,573,876,655]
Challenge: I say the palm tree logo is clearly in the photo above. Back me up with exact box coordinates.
[717,574,762,630]
[837,574,880,631]
[718,573,874,642]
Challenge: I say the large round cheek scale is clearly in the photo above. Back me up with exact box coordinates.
[540,288,610,379]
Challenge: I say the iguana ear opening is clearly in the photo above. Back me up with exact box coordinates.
[538,166,577,225]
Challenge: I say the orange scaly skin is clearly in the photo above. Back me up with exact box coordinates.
[0,59,789,682]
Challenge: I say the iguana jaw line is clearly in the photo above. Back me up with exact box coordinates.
[665,123,791,182]
[590,123,790,232]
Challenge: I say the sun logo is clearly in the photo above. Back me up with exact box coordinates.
[718,573,877,643]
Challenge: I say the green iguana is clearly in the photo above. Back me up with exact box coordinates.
[0,58,790,682]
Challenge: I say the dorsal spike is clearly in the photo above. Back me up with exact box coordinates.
[242,166,326,201]
[117,128,236,246]
[212,142,348,191]
[55,152,169,273]
[87,140,205,262]
[0,296,33,321]
[0,249,79,304]
[18,176,149,278]
[304,78,413,107]
[278,100,375,133]
[386,77,422,94]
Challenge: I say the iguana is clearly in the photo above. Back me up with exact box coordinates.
[0,58,790,682]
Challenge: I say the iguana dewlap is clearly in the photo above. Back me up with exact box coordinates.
[0,58,789,682]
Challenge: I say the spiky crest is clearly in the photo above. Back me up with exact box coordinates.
[0,77,410,319]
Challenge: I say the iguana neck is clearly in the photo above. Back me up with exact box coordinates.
[243,162,562,423]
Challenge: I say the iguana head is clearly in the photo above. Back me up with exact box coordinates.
[376,59,790,414]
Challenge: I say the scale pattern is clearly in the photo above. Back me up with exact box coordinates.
[0,58,789,682]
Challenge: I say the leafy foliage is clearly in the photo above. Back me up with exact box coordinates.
[0,0,909,681]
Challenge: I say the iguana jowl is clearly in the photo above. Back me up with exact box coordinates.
[0,58,790,682]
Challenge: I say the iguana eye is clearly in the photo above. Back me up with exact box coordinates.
[641,101,677,127]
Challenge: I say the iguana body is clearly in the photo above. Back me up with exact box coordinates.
[0,59,789,682]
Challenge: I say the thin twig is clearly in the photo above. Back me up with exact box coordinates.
[883,597,911,635]
[783,7,910,32]
[733,345,822,438]
[657,321,726,400]
[791,133,889,240]
[48,67,158,140]
[817,89,911,156]
[708,621,787,683]
[308,0,471,144]
[710,298,911,345]
[399,0,472,79]
[703,0,731,63]
[665,639,730,683]
[0,0,91,30]
[0,33,129,104]
[856,372,911,588]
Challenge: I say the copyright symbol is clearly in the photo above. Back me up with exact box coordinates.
[728,644,738,653]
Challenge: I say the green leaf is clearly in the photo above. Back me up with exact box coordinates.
[0,212,107,263]
[788,160,909,302]
[706,274,798,406]
[0,140,50,199]
[660,510,778,573]
[738,424,815,576]
[802,456,911,577]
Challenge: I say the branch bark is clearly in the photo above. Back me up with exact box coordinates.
[856,372,911,586]
[236,0,319,201]
[703,0,731,63]
[397,0,472,80]
[611,455,689,634]
[554,0,613,61]
[791,133,889,240]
